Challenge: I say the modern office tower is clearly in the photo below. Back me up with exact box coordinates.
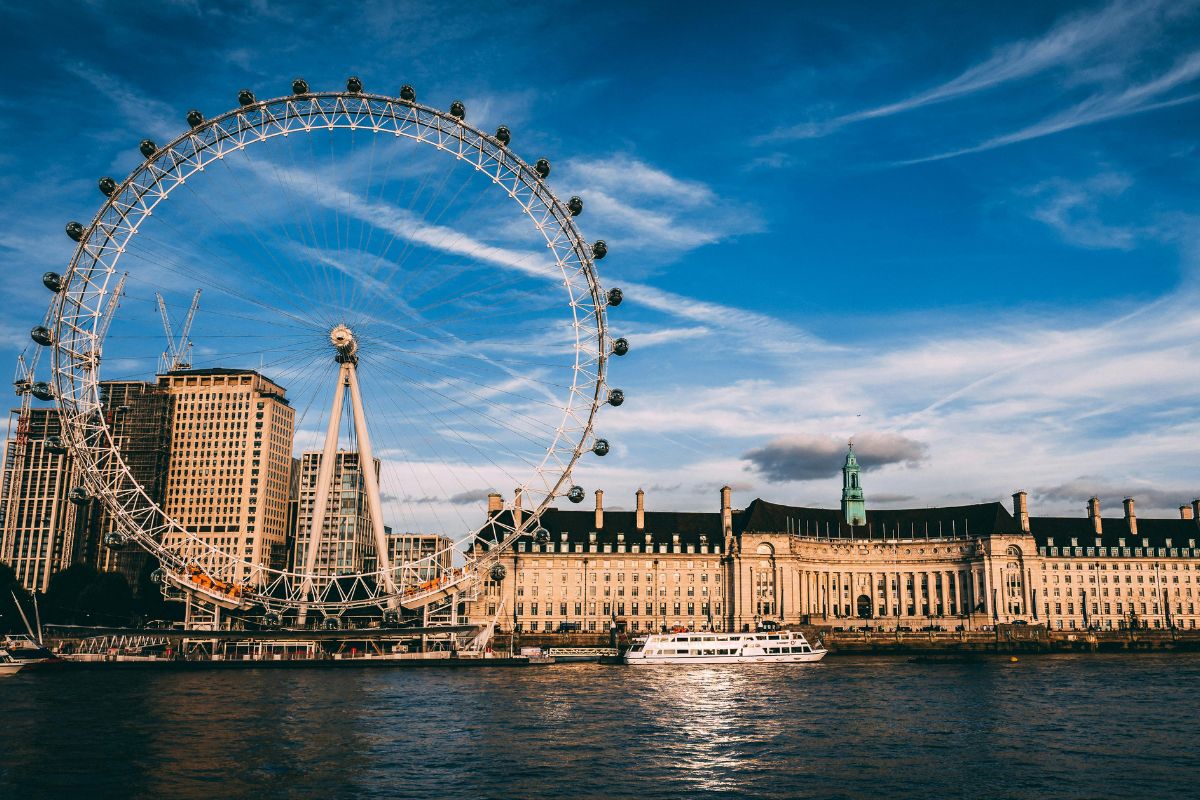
[86,380,174,589]
[0,407,84,593]
[159,368,295,586]
[294,451,379,579]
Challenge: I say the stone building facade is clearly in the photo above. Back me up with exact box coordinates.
[471,489,727,633]
[468,448,1200,633]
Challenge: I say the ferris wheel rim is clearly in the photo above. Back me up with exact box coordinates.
[44,86,615,613]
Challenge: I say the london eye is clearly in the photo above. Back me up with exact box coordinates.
[25,77,627,621]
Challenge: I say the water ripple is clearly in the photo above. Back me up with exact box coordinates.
[2,654,1199,799]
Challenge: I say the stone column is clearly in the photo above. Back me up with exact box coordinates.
[971,568,982,615]
[982,562,994,622]
[830,568,840,618]
[778,566,786,621]
[951,570,960,615]
[936,568,945,618]
[801,569,808,616]
[871,571,878,618]
[826,571,834,620]
[838,571,845,618]
[797,568,804,618]
[803,570,810,616]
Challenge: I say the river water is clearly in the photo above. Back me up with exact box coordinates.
[2,653,1197,799]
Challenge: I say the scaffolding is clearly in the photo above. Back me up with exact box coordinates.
[87,381,173,591]
[0,380,173,597]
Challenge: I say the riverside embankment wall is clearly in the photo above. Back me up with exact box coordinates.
[510,625,1200,655]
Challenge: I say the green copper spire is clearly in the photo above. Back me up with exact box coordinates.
[841,440,866,527]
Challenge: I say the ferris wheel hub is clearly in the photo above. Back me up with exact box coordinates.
[330,324,358,361]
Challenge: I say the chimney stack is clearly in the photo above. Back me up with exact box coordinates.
[1181,505,1194,521]
[721,484,732,524]
[513,488,524,530]
[1193,498,1200,523]
[1123,497,1137,536]
[595,489,604,530]
[1012,491,1029,533]
[1087,497,1102,535]
[636,488,645,530]
[487,492,502,514]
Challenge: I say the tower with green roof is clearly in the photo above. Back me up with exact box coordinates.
[841,441,866,527]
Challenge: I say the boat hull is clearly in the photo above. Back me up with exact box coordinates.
[626,650,827,665]
[623,630,828,665]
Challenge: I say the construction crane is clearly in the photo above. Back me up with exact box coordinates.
[156,289,201,374]
[96,273,128,346]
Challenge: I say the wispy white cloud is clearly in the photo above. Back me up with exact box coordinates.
[558,154,762,257]
[762,0,1180,143]
[621,280,835,356]
[252,157,816,360]
[61,62,180,143]
[1019,171,1200,262]
[601,288,1200,516]
[1026,172,1139,250]
[904,51,1200,164]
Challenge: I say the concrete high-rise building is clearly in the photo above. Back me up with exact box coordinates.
[159,368,295,586]
[0,407,84,593]
[294,450,379,578]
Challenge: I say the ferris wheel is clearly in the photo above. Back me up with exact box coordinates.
[27,77,628,618]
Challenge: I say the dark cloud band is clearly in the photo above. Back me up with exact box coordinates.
[742,432,928,483]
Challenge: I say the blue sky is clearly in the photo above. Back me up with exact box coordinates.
[2,0,1199,531]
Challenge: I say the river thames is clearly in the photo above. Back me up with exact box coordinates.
[2,653,1197,798]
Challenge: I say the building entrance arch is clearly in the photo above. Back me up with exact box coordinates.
[856,594,873,619]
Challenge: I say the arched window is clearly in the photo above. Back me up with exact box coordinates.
[1004,546,1025,616]
[753,543,776,618]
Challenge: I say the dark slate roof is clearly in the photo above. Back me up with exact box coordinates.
[485,507,723,547]
[736,498,1022,540]
[1030,516,1200,549]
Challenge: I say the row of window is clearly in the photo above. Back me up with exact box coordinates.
[1045,546,1199,558]
[518,542,720,555]
[518,570,715,583]
[513,601,718,617]
[1047,601,1199,617]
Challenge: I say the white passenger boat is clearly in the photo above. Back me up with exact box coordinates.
[0,634,56,665]
[0,649,26,676]
[624,630,827,665]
